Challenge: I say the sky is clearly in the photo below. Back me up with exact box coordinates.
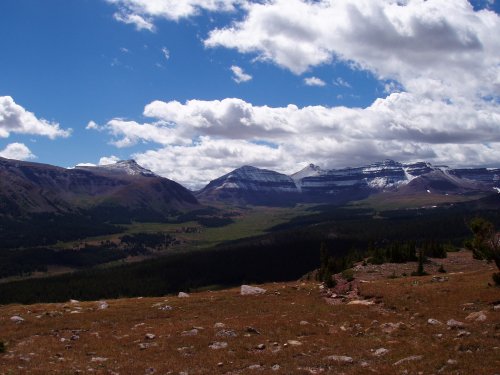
[0,0,499,189]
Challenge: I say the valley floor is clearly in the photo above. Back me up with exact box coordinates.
[1,251,499,374]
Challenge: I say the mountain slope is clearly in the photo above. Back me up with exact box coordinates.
[196,166,300,205]
[0,157,198,219]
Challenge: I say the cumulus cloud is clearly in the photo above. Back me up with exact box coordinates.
[99,155,120,165]
[107,0,240,29]
[89,94,500,188]
[0,143,36,161]
[304,76,326,87]
[0,96,71,139]
[230,65,252,83]
[205,0,500,99]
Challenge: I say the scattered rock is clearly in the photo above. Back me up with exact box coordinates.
[97,301,109,310]
[286,340,302,346]
[373,348,389,357]
[138,343,158,350]
[447,359,458,365]
[447,319,465,329]
[90,357,108,363]
[380,322,403,333]
[393,355,423,366]
[69,299,80,304]
[299,320,310,325]
[246,326,261,335]
[248,364,261,370]
[10,315,24,323]
[456,330,471,338]
[159,305,173,311]
[145,333,156,340]
[241,285,266,296]
[181,329,199,337]
[209,342,228,350]
[214,322,226,329]
[428,318,443,326]
[178,292,190,298]
[271,364,280,371]
[145,368,156,374]
[493,304,500,311]
[432,276,448,283]
[325,355,354,364]
[216,329,237,338]
[347,300,374,306]
[256,344,266,350]
[465,311,487,322]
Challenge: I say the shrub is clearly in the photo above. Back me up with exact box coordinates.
[341,269,355,282]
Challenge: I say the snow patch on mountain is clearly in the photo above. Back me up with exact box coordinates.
[78,160,158,177]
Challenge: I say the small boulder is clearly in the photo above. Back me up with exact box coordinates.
[181,329,198,337]
[10,315,24,323]
[241,285,266,296]
[97,301,109,310]
[373,348,389,357]
[465,311,487,322]
[178,292,190,298]
[286,340,302,347]
[427,318,443,326]
[145,333,156,340]
[209,342,228,350]
[447,319,465,329]
[325,355,354,364]
[393,355,423,366]
[214,322,226,329]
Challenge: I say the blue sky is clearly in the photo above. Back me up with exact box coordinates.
[0,0,499,188]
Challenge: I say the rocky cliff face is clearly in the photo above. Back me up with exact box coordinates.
[197,160,499,205]
[0,157,198,218]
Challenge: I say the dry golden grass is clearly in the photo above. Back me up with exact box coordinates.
[1,252,499,374]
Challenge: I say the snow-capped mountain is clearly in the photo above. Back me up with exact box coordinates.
[198,160,500,205]
[76,160,158,177]
[196,166,300,205]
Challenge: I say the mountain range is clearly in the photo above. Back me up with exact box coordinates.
[0,157,198,219]
[196,160,499,205]
[0,157,498,217]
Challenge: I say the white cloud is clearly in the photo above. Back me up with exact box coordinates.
[75,162,96,167]
[0,96,71,139]
[334,77,351,88]
[0,143,36,161]
[304,76,326,87]
[99,155,121,165]
[230,65,252,83]
[205,0,500,99]
[107,0,240,30]
[86,120,100,130]
[90,94,500,188]
[113,11,155,31]
[161,47,170,60]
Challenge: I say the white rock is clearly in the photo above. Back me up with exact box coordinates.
[347,300,374,306]
[271,365,280,371]
[178,292,190,298]
[209,342,228,350]
[181,329,198,337]
[91,357,108,362]
[248,364,261,370]
[300,320,309,326]
[447,359,458,365]
[69,299,80,304]
[97,301,109,310]
[393,355,423,366]
[241,285,266,296]
[214,322,226,328]
[145,333,156,340]
[493,304,500,311]
[447,319,465,328]
[373,348,389,357]
[325,355,354,364]
[10,315,24,323]
[465,311,487,322]
[427,318,442,325]
[287,340,302,346]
